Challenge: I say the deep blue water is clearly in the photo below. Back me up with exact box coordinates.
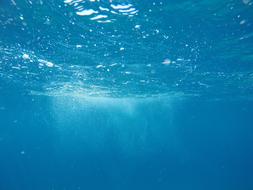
[1,0,253,190]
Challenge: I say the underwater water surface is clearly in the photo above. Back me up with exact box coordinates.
[0,0,253,190]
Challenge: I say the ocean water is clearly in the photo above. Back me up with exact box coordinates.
[0,0,253,190]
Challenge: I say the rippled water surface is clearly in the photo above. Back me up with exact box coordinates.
[1,0,253,98]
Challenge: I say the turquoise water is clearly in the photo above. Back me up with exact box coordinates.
[0,0,253,189]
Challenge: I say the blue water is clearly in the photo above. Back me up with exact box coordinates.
[1,0,253,190]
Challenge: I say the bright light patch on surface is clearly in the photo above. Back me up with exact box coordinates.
[64,0,73,3]
[90,14,108,20]
[38,59,54,67]
[162,59,172,65]
[76,9,98,16]
[111,4,133,10]
[22,53,30,60]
